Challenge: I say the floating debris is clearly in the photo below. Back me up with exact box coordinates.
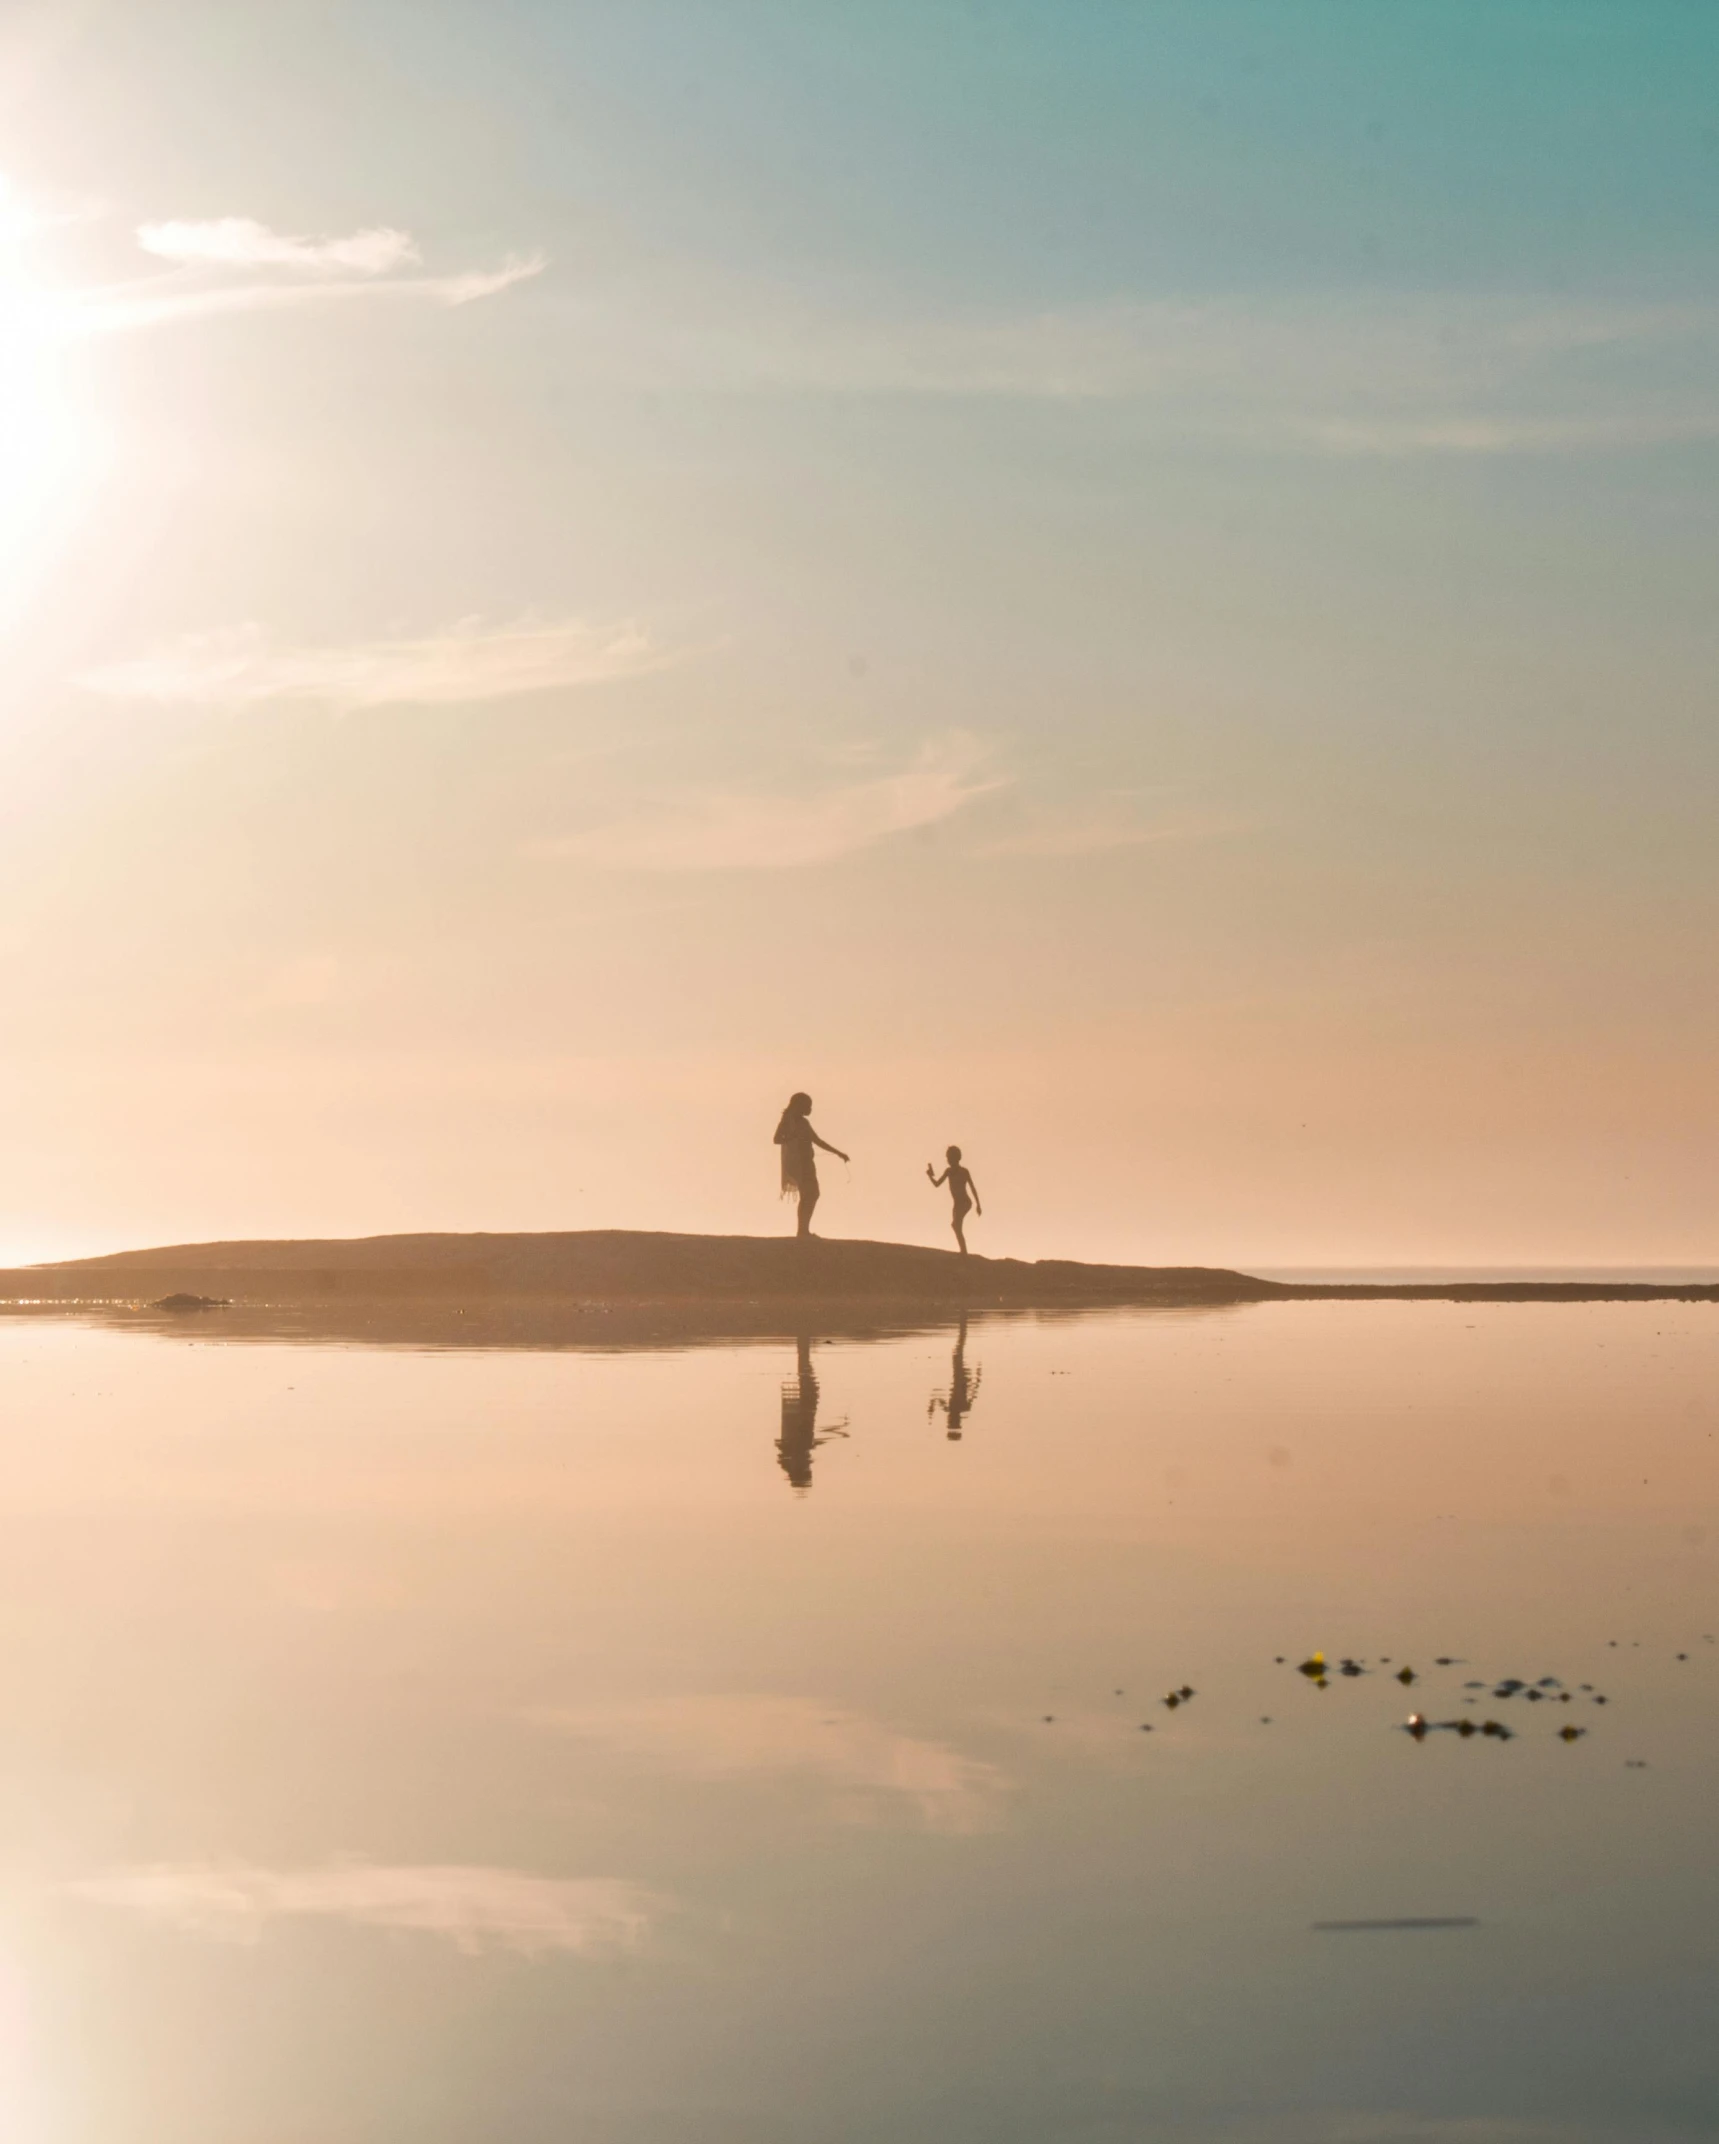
[1558,1726,1586,1742]
[1395,1667,1418,1685]
[1296,1653,1326,1678]
[1405,1714,1513,1743]
[1179,1685,1196,1699]
[1163,1694,1181,1709]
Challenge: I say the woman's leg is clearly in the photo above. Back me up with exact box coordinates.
[952,1204,968,1254]
[797,1181,819,1237]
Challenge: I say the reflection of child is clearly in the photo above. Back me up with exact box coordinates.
[926,1145,982,1255]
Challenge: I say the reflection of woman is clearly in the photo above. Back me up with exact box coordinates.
[774,1092,849,1239]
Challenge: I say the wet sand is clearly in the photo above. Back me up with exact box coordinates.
[0,1229,1714,1322]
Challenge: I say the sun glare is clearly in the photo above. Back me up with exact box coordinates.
[0,175,101,632]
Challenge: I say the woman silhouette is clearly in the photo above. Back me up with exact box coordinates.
[774,1092,849,1239]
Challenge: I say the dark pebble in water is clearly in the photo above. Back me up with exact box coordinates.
[1625,1760,1648,1769]
[1559,1726,1585,1741]
[1179,1685,1196,1698]
[1140,1724,1153,1732]
[1676,1654,1688,1661]
[1435,1657,1459,1665]
[1314,1918,1478,1932]
[1163,1695,1181,1708]
[1260,1717,1273,1724]
[1464,1680,1485,1689]
[1043,1716,1055,1724]
[1593,1696,1608,1704]
[1481,1721,1512,1739]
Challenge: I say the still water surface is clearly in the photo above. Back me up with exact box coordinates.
[1,1300,1715,2142]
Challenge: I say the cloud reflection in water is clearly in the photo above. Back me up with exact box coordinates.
[68,1864,662,1955]
[533,1694,1008,1834]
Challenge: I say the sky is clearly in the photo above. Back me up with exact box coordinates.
[0,0,1716,1268]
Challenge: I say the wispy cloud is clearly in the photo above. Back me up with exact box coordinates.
[68,1863,662,1955]
[56,253,545,336]
[79,617,666,710]
[554,284,1719,456]
[533,1693,1008,1832]
[29,208,544,339]
[972,795,1249,858]
[535,732,1001,871]
[137,218,419,275]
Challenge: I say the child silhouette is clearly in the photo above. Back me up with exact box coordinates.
[927,1145,981,1254]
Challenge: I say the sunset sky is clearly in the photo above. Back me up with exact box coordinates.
[1,0,1716,1268]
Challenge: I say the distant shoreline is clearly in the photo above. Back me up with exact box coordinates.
[0,1230,1714,1311]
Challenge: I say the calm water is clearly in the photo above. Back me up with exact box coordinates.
[1,1300,1716,2143]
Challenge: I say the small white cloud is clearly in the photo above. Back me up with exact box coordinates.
[136,218,419,275]
[532,1693,1008,1833]
[536,732,1002,871]
[425,252,548,307]
[68,1863,662,1956]
[79,616,665,710]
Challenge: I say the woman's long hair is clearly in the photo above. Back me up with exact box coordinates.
[774,1093,812,1198]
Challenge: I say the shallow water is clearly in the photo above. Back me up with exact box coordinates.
[1,1300,1716,2142]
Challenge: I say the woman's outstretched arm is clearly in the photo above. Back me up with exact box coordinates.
[810,1128,849,1160]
